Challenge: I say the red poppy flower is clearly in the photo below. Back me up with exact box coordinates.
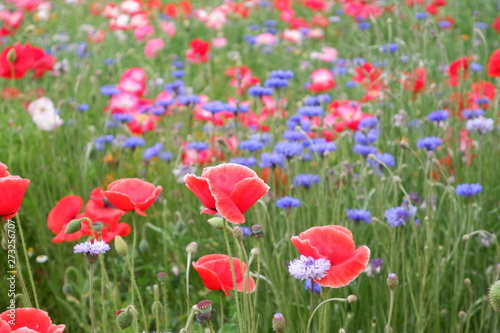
[47,195,86,243]
[101,178,163,216]
[184,163,270,224]
[0,175,30,220]
[0,162,10,177]
[80,200,130,242]
[193,254,255,296]
[487,49,500,77]
[449,56,470,86]
[0,42,34,79]
[291,225,370,288]
[492,18,500,34]
[0,308,65,332]
[186,38,211,64]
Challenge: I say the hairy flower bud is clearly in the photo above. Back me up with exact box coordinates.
[387,273,398,290]
[272,313,285,332]
[489,280,500,312]
[114,236,129,257]
[116,308,134,330]
[65,219,83,234]
[186,241,198,254]
[207,217,224,230]
[347,295,357,304]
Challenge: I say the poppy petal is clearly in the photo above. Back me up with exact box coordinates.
[293,225,355,265]
[208,180,245,224]
[47,325,66,333]
[202,163,257,195]
[201,208,218,215]
[230,177,270,214]
[107,178,156,203]
[0,319,10,333]
[236,275,256,294]
[100,223,132,243]
[0,308,51,332]
[316,245,370,288]
[47,195,83,234]
[102,191,136,212]
[193,259,228,296]
[11,328,39,333]
[0,162,9,177]
[184,174,217,211]
[52,229,85,243]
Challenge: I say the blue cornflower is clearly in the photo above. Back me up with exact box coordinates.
[230,156,257,167]
[243,35,257,45]
[380,43,398,53]
[287,115,302,130]
[100,85,120,96]
[171,70,185,78]
[385,206,412,227]
[353,144,378,156]
[368,153,396,168]
[288,255,331,281]
[438,20,452,29]
[416,137,442,151]
[331,66,347,75]
[415,12,429,20]
[304,279,321,293]
[248,86,274,97]
[293,174,319,188]
[202,101,227,114]
[274,141,303,158]
[270,69,294,80]
[276,196,301,209]
[177,94,200,106]
[359,22,371,30]
[173,60,184,68]
[265,78,289,89]
[475,22,488,30]
[310,141,337,156]
[364,258,384,277]
[250,132,273,146]
[143,143,163,160]
[455,183,483,197]
[159,152,173,161]
[427,110,449,122]
[346,81,358,88]
[346,209,372,224]
[78,104,89,112]
[297,106,323,118]
[466,117,494,134]
[164,80,184,92]
[470,63,483,72]
[264,20,277,27]
[74,240,110,255]
[124,137,145,149]
[259,152,286,168]
[354,130,379,145]
[187,141,209,151]
[104,58,115,66]
[283,130,308,141]
[359,117,378,129]
[240,140,264,152]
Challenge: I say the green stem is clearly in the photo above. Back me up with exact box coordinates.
[15,215,39,308]
[180,305,198,333]
[306,297,349,333]
[161,281,170,332]
[222,220,245,333]
[129,216,148,329]
[385,289,395,332]
[99,256,108,333]
[186,251,192,315]
[89,263,95,333]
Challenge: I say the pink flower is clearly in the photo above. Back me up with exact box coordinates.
[310,47,337,62]
[0,308,65,332]
[281,29,303,44]
[211,37,227,48]
[255,33,277,45]
[145,38,165,58]
[307,68,335,92]
[133,24,154,42]
[161,21,176,37]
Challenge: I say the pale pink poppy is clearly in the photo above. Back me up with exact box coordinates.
[134,24,154,42]
[307,68,335,92]
[281,29,302,44]
[211,37,227,48]
[145,38,165,58]
[255,33,277,45]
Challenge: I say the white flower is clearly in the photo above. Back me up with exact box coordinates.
[28,97,64,131]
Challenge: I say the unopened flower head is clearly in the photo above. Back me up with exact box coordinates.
[288,255,331,281]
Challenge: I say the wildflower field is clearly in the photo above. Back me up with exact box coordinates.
[1,0,500,332]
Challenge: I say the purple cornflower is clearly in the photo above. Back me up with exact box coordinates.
[240,140,265,152]
[124,136,145,149]
[380,43,398,53]
[259,152,286,168]
[427,110,449,122]
[274,141,303,158]
[100,85,120,96]
[187,141,209,151]
[354,130,379,145]
[368,153,396,168]
[416,137,442,151]
[292,174,320,188]
[346,209,371,224]
[462,108,485,119]
[466,117,494,134]
[455,183,482,197]
[270,69,294,80]
[385,206,412,227]
[230,156,257,167]
[265,78,289,89]
[74,241,110,255]
[297,106,323,118]
[364,258,384,277]
[359,117,378,129]
[288,255,331,281]
[353,144,378,156]
[276,196,301,209]
[143,143,163,160]
[248,86,274,97]
[304,279,321,293]
[283,130,308,141]
[310,141,337,156]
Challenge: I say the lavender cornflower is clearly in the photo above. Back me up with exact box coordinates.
[427,110,449,123]
[274,141,303,158]
[259,152,286,168]
[416,137,442,151]
[159,152,173,162]
[230,156,257,167]
[364,258,384,277]
[354,130,379,145]
[248,86,274,97]
[455,183,483,197]
[270,70,294,80]
[124,136,145,149]
[466,117,494,134]
[283,130,308,141]
[288,255,331,281]
[292,174,319,188]
[310,141,337,156]
[346,209,372,224]
[380,43,398,53]
[385,206,413,227]
[276,196,301,209]
[177,94,200,106]
[143,143,163,160]
[265,78,289,89]
[353,144,378,156]
[462,108,485,119]
[74,241,110,254]
[359,117,378,129]
[470,63,483,72]
[240,140,265,152]
[187,141,209,151]
[297,106,323,118]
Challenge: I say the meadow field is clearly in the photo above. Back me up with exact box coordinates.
[1,0,500,332]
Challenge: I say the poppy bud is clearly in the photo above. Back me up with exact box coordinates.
[392,176,401,186]
[116,308,134,330]
[62,283,73,295]
[7,48,16,62]
[387,273,398,290]
[114,236,129,257]
[347,295,357,304]
[272,313,285,332]
[92,221,104,232]
[157,272,167,282]
[458,311,467,320]
[233,227,244,241]
[207,217,224,230]
[399,139,409,149]
[251,224,264,238]
[151,301,163,318]
[251,247,260,256]
[139,239,149,253]
[186,241,198,254]
[65,218,83,234]
[339,329,346,333]
[489,280,500,312]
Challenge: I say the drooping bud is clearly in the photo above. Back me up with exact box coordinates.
[458,311,467,320]
[92,221,104,232]
[207,217,224,230]
[251,247,260,256]
[347,295,357,304]
[392,176,401,186]
[139,239,149,253]
[7,48,16,63]
[116,308,134,330]
[62,283,73,295]
[251,224,264,238]
[65,219,83,234]
[489,280,500,312]
[114,236,128,257]
[387,273,398,290]
[272,313,285,332]
[186,242,198,254]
